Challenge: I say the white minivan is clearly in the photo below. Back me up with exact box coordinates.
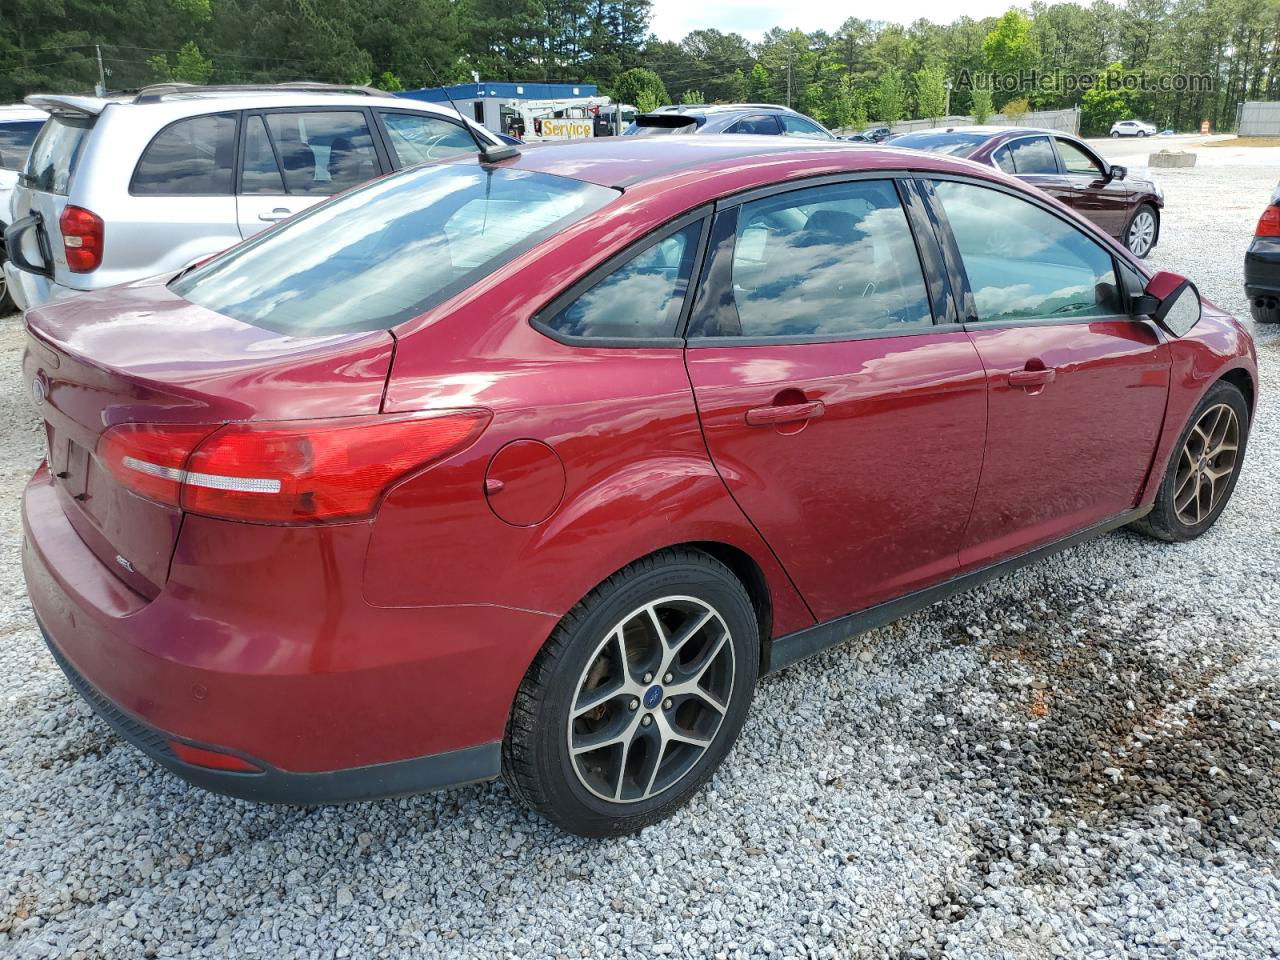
[3,83,506,312]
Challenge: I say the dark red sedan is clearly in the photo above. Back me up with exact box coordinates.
[23,137,1254,836]
[890,126,1165,258]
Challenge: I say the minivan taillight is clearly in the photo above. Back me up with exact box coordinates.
[1256,205,1280,238]
[59,205,105,272]
[97,411,490,523]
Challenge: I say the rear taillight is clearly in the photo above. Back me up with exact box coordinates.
[1256,205,1280,238]
[59,205,105,272]
[97,411,490,524]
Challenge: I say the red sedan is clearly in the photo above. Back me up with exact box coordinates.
[22,137,1255,836]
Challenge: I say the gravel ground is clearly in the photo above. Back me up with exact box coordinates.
[1,161,1278,960]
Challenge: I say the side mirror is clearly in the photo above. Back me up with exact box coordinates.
[1108,163,1128,181]
[1134,271,1201,337]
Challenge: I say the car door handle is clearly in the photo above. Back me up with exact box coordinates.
[1008,368,1057,388]
[258,208,292,223]
[745,400,825,426]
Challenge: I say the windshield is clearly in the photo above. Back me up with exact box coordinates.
[22,115,91,194]
[888,131,990,156]
[172,164,618,335]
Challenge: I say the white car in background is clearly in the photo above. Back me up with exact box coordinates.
[3,83,504,312]
[1110,119,1158,138]
[0,105,49,310]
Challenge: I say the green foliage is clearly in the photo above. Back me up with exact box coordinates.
[747,63,771,102]
[913,64,948,120]
[1081,63,1134,135]
[982,10,1037,78]
[376,71,404,93]
[149,40,213,84]
[1002,96,1030,120]
[875,67,905,125]
[613,67,668,110]
[970,88,993,124]
[681,89,703,104]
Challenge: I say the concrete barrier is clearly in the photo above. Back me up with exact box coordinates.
[1149,150,1197,168]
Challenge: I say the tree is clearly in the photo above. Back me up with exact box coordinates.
[982,9,1037,106]
[1080,64,1134,134]
[681,89,704,104]
[376,70,404,92]
[148,40,214,84]
[875,66,905,124]
[746,63,771,102]
[613,67,668,109]
[970,87,993,123]
[914,64,948,120]
[1003,96,1030,121]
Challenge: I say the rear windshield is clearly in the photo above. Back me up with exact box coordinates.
[22,115,92,194]
[171,164,617,335]
[0,121,44,171]
[888,131,990,156]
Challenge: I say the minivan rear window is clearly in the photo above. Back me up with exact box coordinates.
[171,164,617,335]
[22,115,91,195]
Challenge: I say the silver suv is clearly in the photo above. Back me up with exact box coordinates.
[4,83,505,311]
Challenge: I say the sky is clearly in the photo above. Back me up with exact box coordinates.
[648,0,1017,42]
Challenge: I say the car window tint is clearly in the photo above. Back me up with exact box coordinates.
[131,113,236,195]
[381,112,478,167]
[992,145,1016,173]
[0,121,43,170]
[1007,136,1058,175]
[264,111,379,195]
[240,115,284,194]
[1056,138,1103,177]
[780,115,831,139]
[544,221,702,338]
[22,116,90,195]
[701,180,932,338]
[933,180,1122,323]
[728,115,781,135]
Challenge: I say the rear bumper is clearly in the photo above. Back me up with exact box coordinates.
[22,463,554,802]
[1244,239,1280,298]
[3,260,80,311]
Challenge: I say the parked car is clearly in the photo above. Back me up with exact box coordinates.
[1245,182,1280,324]
[845,126,893,143]
[1111,119,1158,138]
[0,105,48,312]
[889,126,1165,257]
[23,136,1254,836]
[3,82,506,312]
[625,104,836,139]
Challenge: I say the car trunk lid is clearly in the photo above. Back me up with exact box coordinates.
[23,277,394,597]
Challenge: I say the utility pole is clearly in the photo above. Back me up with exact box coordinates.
[944,78,953,118]
[95,44,106,96]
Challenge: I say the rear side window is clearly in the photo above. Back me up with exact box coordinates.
[381,112,478,167]
[992,145,1016,173]
[240,115,285,194]
[172,166,617,335]
[23,116,92,195]
[541,220,703,339]
[131,113,236,195]
[1006,136,1058,175]
[263,111,380,195]
[0,121,43,171]
[728,115,781,135]
[691,180,933,338]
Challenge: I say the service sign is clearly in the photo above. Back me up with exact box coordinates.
[540,118,594,139]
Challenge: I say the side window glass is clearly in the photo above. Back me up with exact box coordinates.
[933,180,1123,323]
[1007,136,1058,174]
[240,115,285,194]
[992,145,1016,173]
[1057,138,1103,177]
[263,111,379,195]
[695,180,932,338]
[780,115,831,139]
[729,115,781,135]
[381,112,478,167]
[131,113,236,195]
[543,221,703,339]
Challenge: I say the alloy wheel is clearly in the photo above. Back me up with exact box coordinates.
[567,596,734,804]
[1173,402,1239,526]
[1128,211,1157,257]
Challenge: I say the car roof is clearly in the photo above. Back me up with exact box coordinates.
[474,134,998,190]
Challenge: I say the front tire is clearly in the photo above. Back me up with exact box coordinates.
[1125,203,1159,258]
[503,548,759,837]
[1131,380,1249,542]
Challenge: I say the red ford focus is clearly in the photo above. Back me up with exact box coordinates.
[22,137,1255,836]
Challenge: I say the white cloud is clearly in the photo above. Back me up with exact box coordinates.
[649,0,1016,42]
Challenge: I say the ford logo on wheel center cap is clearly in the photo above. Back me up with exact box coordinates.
[642,685,663,710]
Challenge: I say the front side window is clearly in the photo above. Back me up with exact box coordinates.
[728,115,781,135]
[1056,138,1104,177]
[1006,136,1058,175]
[380,112,478,167]
[933,180,1122,324]
[131,113,236,196]
[542,221,702,339]
[693,179,932,338]
[263,111,379,195]
[780,115,832,139]
[172,166,616,335]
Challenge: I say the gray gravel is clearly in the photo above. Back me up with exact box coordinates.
[1,157,1278,959]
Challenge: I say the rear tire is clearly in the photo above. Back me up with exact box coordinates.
[1111,131,1121,138]
[502,548,759,837]
[1130,381,1249,542]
